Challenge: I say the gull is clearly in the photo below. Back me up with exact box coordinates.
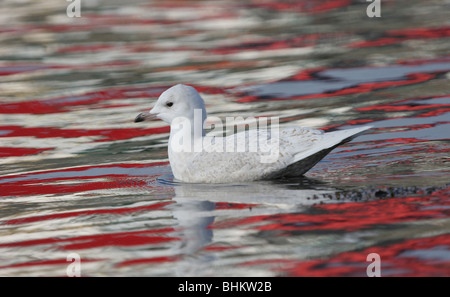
[135,84,371,183]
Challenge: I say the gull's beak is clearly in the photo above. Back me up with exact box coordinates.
[134,110,158,123]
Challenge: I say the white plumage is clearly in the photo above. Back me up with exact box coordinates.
[135,84,371,183]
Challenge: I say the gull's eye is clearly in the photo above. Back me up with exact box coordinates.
[166,102,173,107]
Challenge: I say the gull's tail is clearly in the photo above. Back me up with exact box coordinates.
[265,126,372,179]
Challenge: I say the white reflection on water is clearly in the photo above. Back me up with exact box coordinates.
[164,178,338,276]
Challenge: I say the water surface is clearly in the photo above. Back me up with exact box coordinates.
[0,0,449,276]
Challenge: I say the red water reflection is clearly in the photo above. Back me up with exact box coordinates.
[2,201,173,226]
[0,228,179,250]
[252,0,352,14]
[0,162,169,197]
[281,233,450,277]
[0,86,167,114]
[0,0,449,277]
[0,147,54,157]
[348,26,450,48]
[212,188,449,232]
[0,125,169,142]
[116,256,180,268]
[233,188,450,276]
[0,258,102,271]
[236,67,443,103]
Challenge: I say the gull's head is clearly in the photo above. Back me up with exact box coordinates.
[135,84,206,125]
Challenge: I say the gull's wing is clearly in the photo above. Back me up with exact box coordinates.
[265,126,372,179]
[184,126,371,182]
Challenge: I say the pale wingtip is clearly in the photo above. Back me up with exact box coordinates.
[339,125,374,141]
[342,125,373,136]
[355,124,373,133]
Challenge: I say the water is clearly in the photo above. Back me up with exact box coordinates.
[0,0,449,276]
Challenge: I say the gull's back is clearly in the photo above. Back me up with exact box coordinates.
[174,125,370,183]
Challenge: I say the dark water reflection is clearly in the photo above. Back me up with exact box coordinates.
[0,0,449,276]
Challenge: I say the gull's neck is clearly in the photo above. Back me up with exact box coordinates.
[169,108,206,153]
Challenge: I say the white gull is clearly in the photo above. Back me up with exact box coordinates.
[135,84,371,183]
